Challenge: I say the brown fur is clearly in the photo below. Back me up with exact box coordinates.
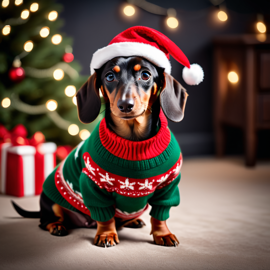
[134,64,141,71]
[104,82,158,140]
[113,65,120,73]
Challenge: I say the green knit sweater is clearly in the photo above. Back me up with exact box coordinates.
[43,110,182,222]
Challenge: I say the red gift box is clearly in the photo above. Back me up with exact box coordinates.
[6,145,36,197]
[0,125,56,197]
[0,142,12,193]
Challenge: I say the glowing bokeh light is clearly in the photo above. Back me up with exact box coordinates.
[48,11,58,21]
[21,9,30,19]
[53,69,64,80]
[2,25,11,35]
[46,100,58,111]
[123,5,135,17]
[40,27,50,38]
[68,124,79,136]
[228,71,239,83]
[167,17,179,29]
[1,97,11,108]
[257,22,266,33]
[79,129,90,140]
[24,41,34,52]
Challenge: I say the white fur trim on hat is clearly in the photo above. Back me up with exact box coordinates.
[90,42,171,75]
[182,64,204,85]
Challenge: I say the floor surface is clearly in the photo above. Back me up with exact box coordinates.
[0,157,269,270]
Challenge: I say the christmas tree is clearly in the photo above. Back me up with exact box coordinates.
[0,0,104,147]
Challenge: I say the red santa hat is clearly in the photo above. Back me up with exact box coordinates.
[90,26,204,86]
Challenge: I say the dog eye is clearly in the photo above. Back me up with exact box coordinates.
[141,71,151,81]
[105,73,115,82]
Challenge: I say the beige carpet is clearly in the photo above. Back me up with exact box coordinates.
[0,158,269,270]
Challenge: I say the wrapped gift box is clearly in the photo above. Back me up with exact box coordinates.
[0,125,56,197]
[6,145,36,197]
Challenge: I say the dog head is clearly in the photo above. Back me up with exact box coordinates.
[76,56,188,124]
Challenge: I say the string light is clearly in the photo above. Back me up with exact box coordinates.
[48,11,58,21]
[68,124,79,136]
[21,9,30,20]
[2,25,11,36]
[24,41,34,52]
[123,5,135,16]
[72,96,77,105]
[46,100,58,111]
[30,3,39,12]
[2,0,9,8]
[53,69,64,80]
[65,85,76,97]
[79,129,90,140]
[228,71,239,83]
[51,34,62,45]
[40,27,50,38]
[256,22,266,33]
[167,17,179,29]
[15,0,23,5]
[13,59,21,67]
[217,10,228,21]
[1,98,11,108]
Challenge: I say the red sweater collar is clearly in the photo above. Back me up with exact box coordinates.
[99,109,171,161]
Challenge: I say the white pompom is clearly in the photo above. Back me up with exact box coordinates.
[182,63,204,85]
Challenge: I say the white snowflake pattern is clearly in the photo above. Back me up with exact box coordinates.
[66,180,74,191]
[173,162,181,175]
[75,190,82,197]
[99,172,115,185]
[66,180,82,197]
[157,174,169,185]
[118,178,136,190]
[138,179,153,190]
[85,157,96,176]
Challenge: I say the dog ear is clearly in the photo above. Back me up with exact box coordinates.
[76,73,101,124]
[160,73,188,122]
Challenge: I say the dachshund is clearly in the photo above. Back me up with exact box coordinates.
[12,56,188,248]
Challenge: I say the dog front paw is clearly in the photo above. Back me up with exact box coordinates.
[153,233,179,247]
[94,233,120,248]
[47,222,68,237]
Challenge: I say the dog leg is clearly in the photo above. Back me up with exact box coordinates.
[46,204,68,236]
[39,192,68,236]
[150,217,179,247]
[94,218,119,248]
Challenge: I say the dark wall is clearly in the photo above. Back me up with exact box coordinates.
[56,0,264,156]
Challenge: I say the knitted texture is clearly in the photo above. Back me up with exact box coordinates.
[43,110,182,222]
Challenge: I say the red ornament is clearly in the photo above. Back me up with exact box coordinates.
[9,67,25,82]
[63,53,74,63]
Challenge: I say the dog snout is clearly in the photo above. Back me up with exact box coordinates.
[117,99,134,113]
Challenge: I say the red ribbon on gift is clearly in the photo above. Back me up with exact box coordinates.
[0,124,45,147]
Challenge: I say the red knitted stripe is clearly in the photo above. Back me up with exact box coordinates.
[82,152,182,198]
[99,109,171,161]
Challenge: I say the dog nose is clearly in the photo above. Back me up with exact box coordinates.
[117,99,134,113]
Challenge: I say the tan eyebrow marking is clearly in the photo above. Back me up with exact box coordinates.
[153,82,157,95]
[113,66,120,73]
[134,64,141,71]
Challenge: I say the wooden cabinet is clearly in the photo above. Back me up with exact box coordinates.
[213,35,270,166]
